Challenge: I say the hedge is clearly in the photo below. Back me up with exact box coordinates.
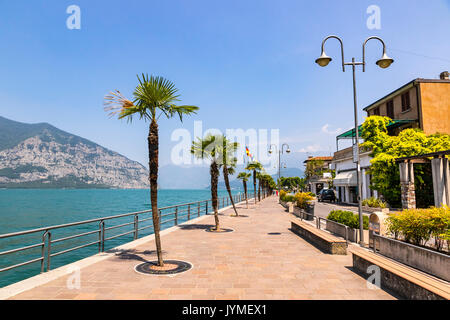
[327,210,369,230]
[387,206,450,252]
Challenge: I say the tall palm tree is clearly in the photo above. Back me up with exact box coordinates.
[191,134,222,231]
[237,172,251,208]
[104,74,198,267]
[245,161,263,204]
[218,135,239,217]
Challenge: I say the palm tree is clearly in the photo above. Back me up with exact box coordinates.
[245,161,263,204]
[218,135,239,217]
[237,172,251,208]
[104,74,198,267]
[191,134,222,231]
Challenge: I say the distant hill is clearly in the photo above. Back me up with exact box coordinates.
[0,116,149,188]
[273,167,304,180]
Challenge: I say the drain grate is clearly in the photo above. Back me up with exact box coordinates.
[135,260,192,275]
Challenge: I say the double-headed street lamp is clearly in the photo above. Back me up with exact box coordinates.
[269,143,290,185]
[315,35,394,246]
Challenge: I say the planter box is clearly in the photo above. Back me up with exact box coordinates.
[325,220,369,243]
[362,206,389,214]
[293,206,314,221]
[376,235,450,282]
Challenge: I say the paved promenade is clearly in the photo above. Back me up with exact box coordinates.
[5,196,396,300]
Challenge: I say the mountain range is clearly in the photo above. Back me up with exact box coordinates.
[0,116,304,189]
[0,116,149,188]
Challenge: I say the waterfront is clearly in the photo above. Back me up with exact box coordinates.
[2,197,396,300]
[0,188,242,287]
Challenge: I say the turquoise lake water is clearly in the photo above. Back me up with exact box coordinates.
[0,188,243,288]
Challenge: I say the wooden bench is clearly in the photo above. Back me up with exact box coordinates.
[350,247,450,300]
[290,219,347,255]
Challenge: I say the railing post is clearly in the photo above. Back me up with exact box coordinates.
[175,207,178,225]
[41,231,48,273]
[134,214,138,240]
[99,220,105,252]
[188,204,191,220]
[47,232,52,271]
[198,202,200,217]
[206,201,208,214]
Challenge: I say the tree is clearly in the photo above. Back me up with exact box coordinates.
[361,116,450,207]
[237,172,252,208]
[279,177,306,192]
[217,135,240,216]
[191,134,223,231]
[246,161,263,204]
[104,74,198,267]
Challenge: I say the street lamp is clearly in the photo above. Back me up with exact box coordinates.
[269,143,290,185]
[315,35,394,246]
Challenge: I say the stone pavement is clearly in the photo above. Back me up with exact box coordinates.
[6,196,397,300]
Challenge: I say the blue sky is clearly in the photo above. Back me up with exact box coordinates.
[0,0,449,173]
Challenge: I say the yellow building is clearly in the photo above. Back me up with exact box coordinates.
[364,71,450,135]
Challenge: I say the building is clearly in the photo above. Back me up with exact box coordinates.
[332,72,450,204]
[364,71,450,135]
[303,156,333,195]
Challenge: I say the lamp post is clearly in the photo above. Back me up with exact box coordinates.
[269,143,290,187]
[315,35,394,246]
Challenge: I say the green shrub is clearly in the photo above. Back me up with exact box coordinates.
[280,190,296,202]
[327,210,369,230]
[362,197,387,208]
[387,206,450,250]
[294,192,314,209]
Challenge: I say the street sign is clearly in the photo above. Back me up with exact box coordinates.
[352,144,359,163]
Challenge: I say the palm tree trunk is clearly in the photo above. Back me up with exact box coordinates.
[148,120,163,267]
[258,178,261,202]
[253,170,257,204]
[243,181,248,209]
[210,161,220,231]
[223,166,238,216]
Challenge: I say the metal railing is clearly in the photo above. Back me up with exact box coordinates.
[0,192,256,276]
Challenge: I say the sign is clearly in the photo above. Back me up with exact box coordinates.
[352,144,359,163]
[323,172,332,178]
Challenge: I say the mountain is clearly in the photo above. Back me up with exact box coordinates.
[274,167,305,180]
[0,116,149,188]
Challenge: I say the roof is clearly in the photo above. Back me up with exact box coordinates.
[303,156,333,163]
[363,78,450,111]
[336,119,416,140]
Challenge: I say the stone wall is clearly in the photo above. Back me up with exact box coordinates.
[377,235,450,282]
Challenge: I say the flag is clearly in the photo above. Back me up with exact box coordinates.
[245,146,254,161]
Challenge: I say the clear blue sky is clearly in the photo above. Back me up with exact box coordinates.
[0,0,449,172]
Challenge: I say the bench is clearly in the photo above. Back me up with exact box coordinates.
[290,219,347,255]
[350,247,450,300]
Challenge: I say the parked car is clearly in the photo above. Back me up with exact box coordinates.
[318,189,336,202]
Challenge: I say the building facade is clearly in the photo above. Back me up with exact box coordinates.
[303,156,333,195]
[331,72,450,205]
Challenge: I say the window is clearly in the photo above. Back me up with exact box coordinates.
[373,107,380,116]
[401,91,411,112]
[386,100,394,119]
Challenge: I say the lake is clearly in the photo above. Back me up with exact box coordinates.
[0,188,243,287]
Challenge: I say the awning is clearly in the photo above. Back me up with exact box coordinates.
[333,171,357,186]
[336,120,415,140]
